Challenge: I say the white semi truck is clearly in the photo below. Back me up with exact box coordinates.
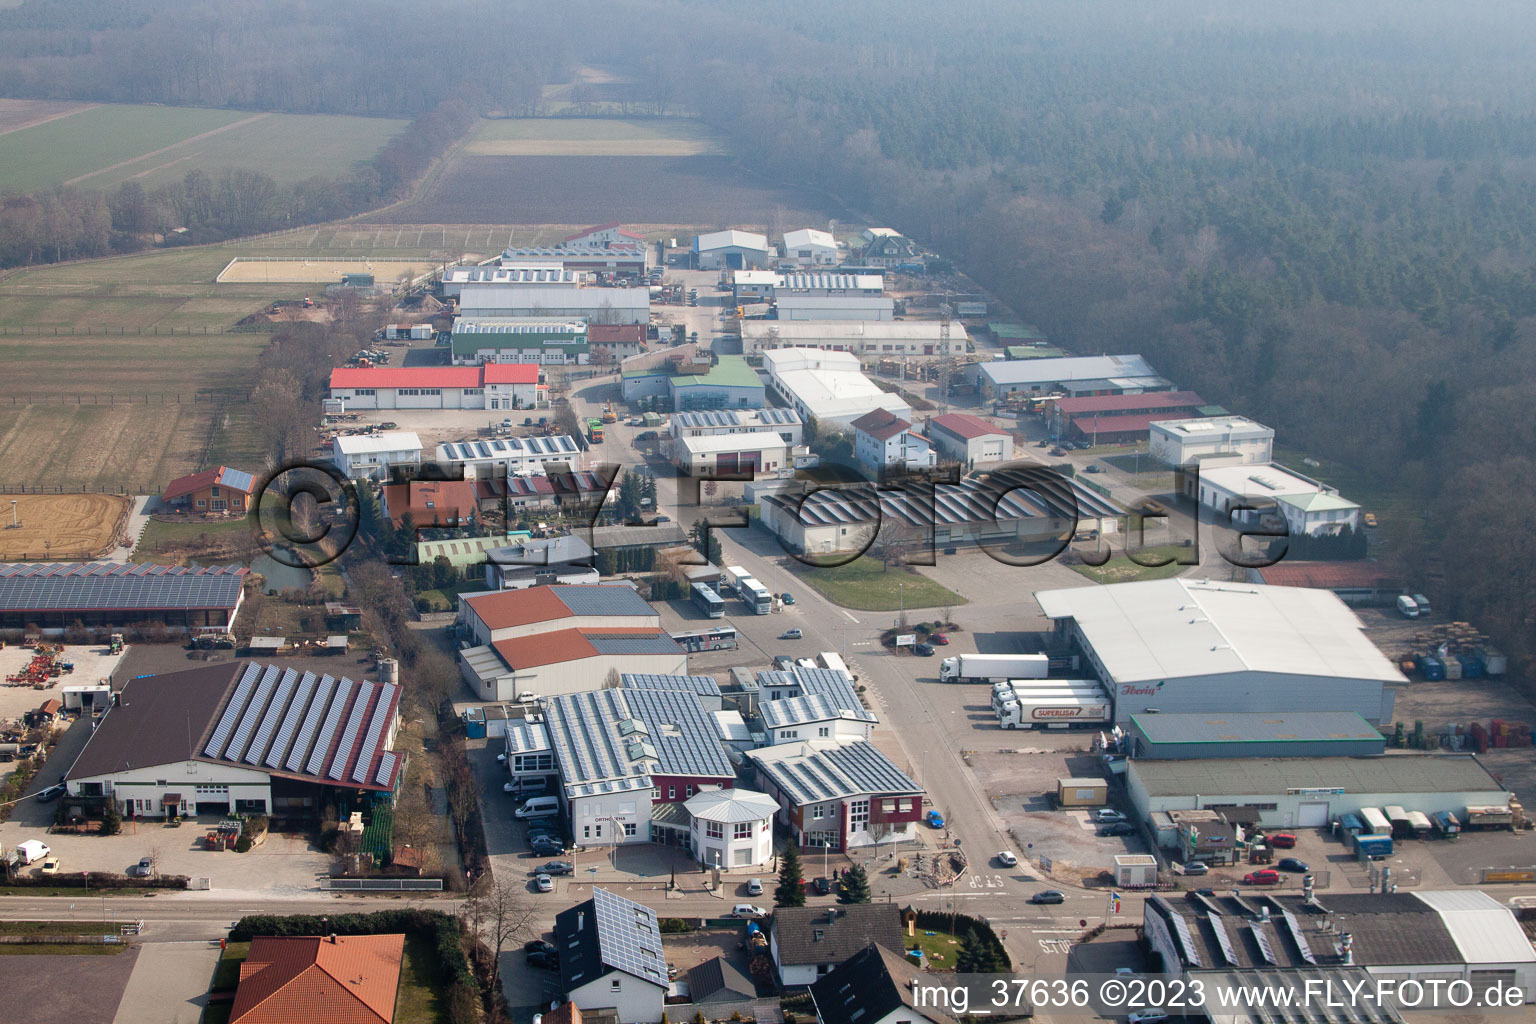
[939,653,1049,683]
[997,695,1113,729]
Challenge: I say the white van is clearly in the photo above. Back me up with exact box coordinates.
[516,795,560,820]
[1396,595,1420,618]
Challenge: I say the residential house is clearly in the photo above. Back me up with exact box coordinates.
[851,408,935,473]
[557,889,669,1024]
[161,466,257,515]
[781,228,839,267]
[229,933,405,1024]
[810,944,957,1024]
[770,904,905,986]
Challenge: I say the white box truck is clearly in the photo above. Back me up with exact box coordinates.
[998,696,1113,730]
[940,653,1049,683]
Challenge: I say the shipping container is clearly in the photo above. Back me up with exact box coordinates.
[1056,777,1108,807]
[1353,833,1393,859]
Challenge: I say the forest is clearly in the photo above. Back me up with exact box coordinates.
[2,0,1535,668]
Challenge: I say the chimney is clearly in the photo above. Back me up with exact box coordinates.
[329,933,338,944]
[1340,932,1353,966]
[578,911,585,932]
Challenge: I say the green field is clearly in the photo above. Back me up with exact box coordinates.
[1069,543,1195,584]
[0,103,407,192]
[797,558,968,611]
[465,117,722,156]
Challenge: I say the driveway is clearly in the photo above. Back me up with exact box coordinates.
[113,941,221,1024]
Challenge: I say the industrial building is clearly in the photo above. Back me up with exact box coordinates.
[975,354,1160,399]
[65,661,403,819]
[494,237,646,275]
[588,324,648,361]
[1245,562,1403,607]
[328,364,545,410]
[448,318,591,364]
[1150,415,1275,467]
[504,682,739,848]
[456,282,650,325]
[763,348,912,428]
[748,740,924,851]
[482,535,596,590]
[556,888,669,1024]
[161,466,257,514]
[851,408,935,472]
[1048,390,1207,444]
[673,432,790,476]
[780,228,839,267]
[773,274,893,320]
[456,584,684,701]
[1126,711,1387,759]
[926,413,1013,465]
[1127,754,1509,829]
[694,229,770,270]
[0,561,247,631]
[1191,463,1361,537]
[759,469,1123,557]
[669,408,803,447]
[665,355,766,411]
[1035,578,1405,724]
[1144,890,1536,1012]
[741,321,966,359]
[331,431,422,480]
[435,434,582,479]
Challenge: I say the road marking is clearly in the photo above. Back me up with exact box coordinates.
[841,610,858,622]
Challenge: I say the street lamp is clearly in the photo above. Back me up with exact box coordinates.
[823,839,832,882]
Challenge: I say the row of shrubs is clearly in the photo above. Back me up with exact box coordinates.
[0,871,188,890]
[230,910,476,1024]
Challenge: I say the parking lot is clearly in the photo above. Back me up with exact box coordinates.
[0,641,125,721]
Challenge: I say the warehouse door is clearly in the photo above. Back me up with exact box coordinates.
[1297,802,1329,828]
[716,453,739,475]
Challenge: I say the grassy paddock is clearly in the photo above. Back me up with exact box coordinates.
[465,117,723,156]
[797,558,967,611]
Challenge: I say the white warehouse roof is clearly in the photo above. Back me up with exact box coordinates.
[980,354,1157,386]
[1197,462,1328,501]
[697,229,768,252]
[1413,890,1536,967]
[1150,416,1274,440]
[1035,578,1406,685]
[782,228,836,250]
[334,430,422,455]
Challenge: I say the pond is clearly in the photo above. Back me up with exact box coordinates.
[250,551,314,594]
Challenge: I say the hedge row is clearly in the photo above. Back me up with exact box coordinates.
[229,910,476,1024]
[0,871,188,890]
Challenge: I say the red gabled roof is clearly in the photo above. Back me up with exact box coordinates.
[930,413,1008,440]
[1053,390,1203,414]
[1256,562,1400,589]
[491,627,673,669]
[480,363,540,384]
[564,223,644,242]
[1069,412,1192,435]
[330,366,483,390]
[850,408,912,441]
[588,324,645,344]
[230,934,404,1024]
[163,466,258,501]
[381,480,479,528]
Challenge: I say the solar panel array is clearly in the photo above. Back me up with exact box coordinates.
[586,633,685,656]
[196,665,399,791]
[792,667,876,722]
[1169,912,1203,968]
[774,472,1122,530]
[750,740,920,806]
[0,561,246,612]
[1280,908,1316,965]
[620,674,722,697]
[217,467,257,492]
[555,584,656,617]
[1207,912,1239,966]
[1248,922,1277,965]
[543,685,733,793]
[592,888,666,983]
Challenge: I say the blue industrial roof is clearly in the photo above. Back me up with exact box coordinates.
[0,562,247,612]
[556,584,657,617]
[586,633,685,656]
[749,740,922,806]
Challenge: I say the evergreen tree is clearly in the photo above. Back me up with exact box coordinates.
[99,800,122,836]
[775,846,806,907]
[955,927,984,973]
[835,864,871,904]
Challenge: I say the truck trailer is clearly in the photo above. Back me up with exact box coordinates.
[993,681,1108,712]
[998,695,1113,729]
[940,653,1050,683]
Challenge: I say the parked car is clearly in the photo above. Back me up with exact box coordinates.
[524,940,557,956]
[39,857,61,875]
[929,633,949,645]
[781,592,795,605]
[1050,447,1068,457]
[1127,1011,1169,1024]
[130,857,153,877]
[534,874,555,893]
[996,851,1018,867]
[1099,822,1136,837]
[746,878,763,896]
[779,628,803,640]
[538,861,574,876]
[773,655,795,671]
[1180,861,1209,876]
[1085,464,1102,473]
[1267,832,1297,849]
[1094,808,1127,824]
[1243,869,1281,886]
[36,784,64,803]
[732,904,767,918]
[1029,890,1066,905]
[1186,887,1217,899]
[914,642,935,656]
[813,877,833,895]
[1277,858,1310,873]
[526,950,559,970]
[529,837,566,856]
[925,810,945,829]
[1364,512,1379,528]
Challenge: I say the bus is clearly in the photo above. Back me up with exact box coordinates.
[671,627,738,653]
[1358,807,1391,836]
[587,418,605,443]
[691,582,725,619]
[739,577,773,615]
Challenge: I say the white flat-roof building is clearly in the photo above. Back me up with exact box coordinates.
[774,294,895,321]
[456,284,650,325]
[762,348,911,428]
[1036,578,1405,724]
[673,432,791,476]
[741,321,965,358]
[1150,415,1275,467]
[441,264,580,297]
[694,229,770,270]
[436,434,582,478]
[1191,462,1359,536]
[780,228,839,267]
[331,431,422,480]
[670,408,803,446]
[977,354,1158,398]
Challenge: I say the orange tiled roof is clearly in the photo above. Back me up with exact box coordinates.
[230,934,405,1024]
